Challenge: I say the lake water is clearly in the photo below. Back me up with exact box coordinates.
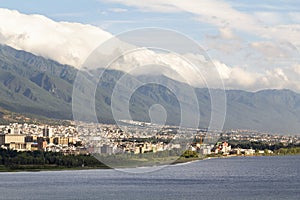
[0,156,299,200]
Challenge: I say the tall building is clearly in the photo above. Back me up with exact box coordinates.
[43,126,53,137]
[37,137,47,151]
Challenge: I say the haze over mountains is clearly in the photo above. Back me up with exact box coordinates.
[1,44,300,134]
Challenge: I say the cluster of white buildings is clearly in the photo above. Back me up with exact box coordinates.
[223,130,300,145]
[0,123,85,154]
[2,122,295,156]
[77,122,188,155]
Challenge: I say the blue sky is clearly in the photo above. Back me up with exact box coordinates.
[0,0,300,91]
[0,0,174,29]
[0,1,242,37]
[1,0,299,41]
[0,0,212,41]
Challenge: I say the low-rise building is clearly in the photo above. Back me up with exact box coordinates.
[0,134,26,151]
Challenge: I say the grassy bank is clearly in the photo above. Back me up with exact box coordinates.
[1,147,299,172]
[0,164,110,172]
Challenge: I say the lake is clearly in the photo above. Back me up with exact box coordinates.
[0,156,299,200]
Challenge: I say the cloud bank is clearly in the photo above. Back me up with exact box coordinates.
[100,0,300,92]
[1,6,300,92]
[0,8,112,67]
[103,0,300,46]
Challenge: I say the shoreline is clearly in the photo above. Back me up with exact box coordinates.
[0,153,299,173]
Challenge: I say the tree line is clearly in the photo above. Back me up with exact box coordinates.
[0,149,109,170]
[229,141,300,151]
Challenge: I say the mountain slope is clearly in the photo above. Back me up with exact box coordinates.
[225,89,300,133]
[1,44,300,134]
[0,45,74,119]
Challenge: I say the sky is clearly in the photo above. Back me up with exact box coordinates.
[0,0,300,92]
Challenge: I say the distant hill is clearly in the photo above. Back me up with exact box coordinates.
[224,89,300,133]
[1,44,300,134]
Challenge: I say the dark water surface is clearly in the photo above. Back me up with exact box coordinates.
[0,156,299,200]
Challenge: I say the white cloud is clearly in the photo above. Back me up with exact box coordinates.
[2,7,300,92]
[292,64,300,75]
[204,30,300,91]
[108,8,128,13]
[104,0,300,47]
[254,12,285,25]
[288,12,300,23]
[213,60,261,90]
[0,8,112,67]
[102,0,181,13]
[272,68,288,82]
[104,0,260,33]
[104,48,300,92]
[105,49,209,87]
[212,60,300,92]
[250,41,300,61]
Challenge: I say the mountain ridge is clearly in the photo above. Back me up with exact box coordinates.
[1,44,300,134]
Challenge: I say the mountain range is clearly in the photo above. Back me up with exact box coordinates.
[1,44,300,134]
